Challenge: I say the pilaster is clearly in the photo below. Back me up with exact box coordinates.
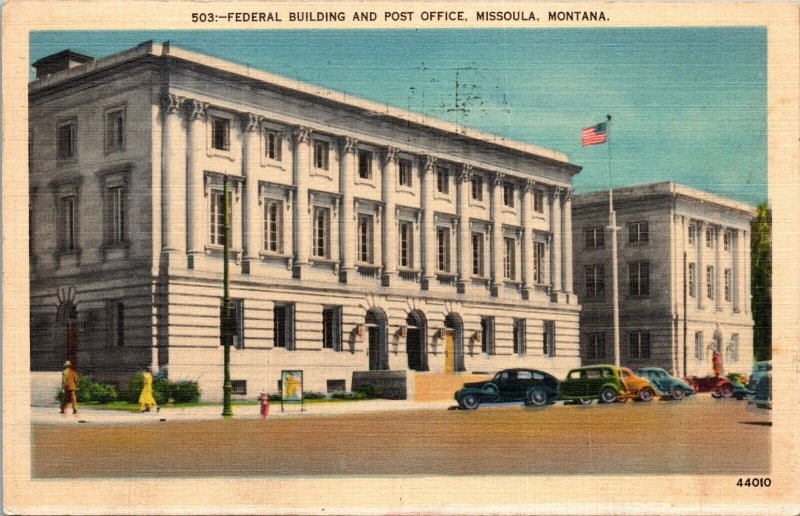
[381,147,399,287]
[550,187,562,296]
[160,94,186,258]
[242,113,263,272]
[456,164,472,294]
[489,173,505,297]
[715,226,723,311]
[697,221,706,309]
[562,188,574,300]
[338,136,357,283]
[292,126,312,279]
[420,154,436,290]
[521,180,533,300]
[186,99,208,267]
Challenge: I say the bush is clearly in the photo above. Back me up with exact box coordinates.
[330,391,367,400]
[353,383,382,399]
[304,391,327,400]
[56,376,118,404]
[171,380,201,403]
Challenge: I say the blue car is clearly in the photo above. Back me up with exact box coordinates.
[748,373,772,409]
[748,361,772,390]
[634,367,695,400]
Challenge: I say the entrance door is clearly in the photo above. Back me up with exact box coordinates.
[368,326,379,370]
[407,327,421,370]
[67,321,78,365]
[444,331,454,373]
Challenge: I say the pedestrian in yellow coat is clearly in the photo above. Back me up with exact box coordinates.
[138,369,159,412]
[60,360,78,414]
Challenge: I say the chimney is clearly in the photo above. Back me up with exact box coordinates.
[32,50,94,79]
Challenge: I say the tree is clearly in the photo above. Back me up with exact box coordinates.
[750,204,771,361]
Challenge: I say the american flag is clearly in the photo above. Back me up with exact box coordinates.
[581,122,608,146]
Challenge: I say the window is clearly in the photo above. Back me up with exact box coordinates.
[533,190,544,214]
[513,319,526,355]
[398,220,413,268]
[629,261,650,296]
[586,333,606,360]
[724,268,732,301]
[695,331,704,360]
[628,221,649,244]
[398,158,412,187]
[211,117,230,151]
[688,224,695,245]
[210,190,232,246]
[357,214,374,264]
[219,299,245,350]
[62,196,77,251]
[265,130,282,161]
[480,317,495,355]
[727,333,739,362]
[231,380,247,395]
[436,226,450,272]
[688,263,696,298]
[471,232,485,276]
[105,108,124,152]
[322,306,342,351]
[312,207,331,259]
[723,231,731,251]
[503,182,514,208]
[706,227,714,248]
[57,120,76,160]
[706,265,715,300]
[436,165,449,194]
[107,301,124,347]
[358,150,372,179]
[273,304,295,350]
[628,331,651,359]
[107,185,126,245]
[471,175,483,201]
[533,241,546,284]
[313,140,329,170]
[585,264,605,300]
[504,237,516,280]
[585,227,604,248]
[263,199,283,253]
[543,321,556,357]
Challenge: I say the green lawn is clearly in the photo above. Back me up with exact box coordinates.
[75,397,372,411]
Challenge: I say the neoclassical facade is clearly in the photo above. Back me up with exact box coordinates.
[572,182,755,377]
[29,43,582,397]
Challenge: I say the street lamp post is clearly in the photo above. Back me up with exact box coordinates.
[221,175,233,418]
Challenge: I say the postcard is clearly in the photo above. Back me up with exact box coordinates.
[3,1,799,514]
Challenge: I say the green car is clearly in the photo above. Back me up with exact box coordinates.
[559,365,626,404]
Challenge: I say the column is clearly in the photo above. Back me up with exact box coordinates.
[743,229,751,313]
[562,189,574,298]
[456,164,472,294]
[339,137,357,283]
[715,226,723,311]
[420,155,436,290]
[242,113,262,272]
[696,221,705,309]
[732,228,742,312]
[186,99,208,267]
[161,94,186,257]
[292,126,312,278]
[382,147,398,287]
[520,180,533,299]
[550,187,562,294]
[490,173,505,297]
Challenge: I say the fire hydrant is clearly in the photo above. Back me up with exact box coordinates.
[259,392,270,419]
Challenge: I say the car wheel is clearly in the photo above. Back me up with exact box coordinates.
[638,388,655,402]
[527,388,548,407]
[577,398,593,405]
[671,386,686,401]
[615,396,628,403]
[734,394,745,400]
[719,384,734,399]
[460,393,480,410]
[600,387,617,404]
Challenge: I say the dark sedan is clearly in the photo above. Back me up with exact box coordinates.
[454,368,560,409]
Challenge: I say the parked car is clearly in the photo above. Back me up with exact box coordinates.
[454,368,560,410]
[683,375,735,398]
[748,361,772,390]
[726,375,753,400]
[634,367,695,400]
[748,373,772,409]
[559,365,658,404]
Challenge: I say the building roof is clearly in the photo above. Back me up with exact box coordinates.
[31,49,94,69]
[572,181,756,216]
[29,41,580,174]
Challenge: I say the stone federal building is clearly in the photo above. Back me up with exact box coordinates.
[29,42,583,398]
[572,182,755,377]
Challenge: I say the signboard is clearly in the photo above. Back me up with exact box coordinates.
[280,370,304,412]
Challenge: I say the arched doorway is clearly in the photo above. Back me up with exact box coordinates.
[444,313,465,373]
[366,308,389,371]
[406,310,428,371]
[56,301,78,365]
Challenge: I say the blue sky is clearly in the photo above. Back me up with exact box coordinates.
[30,29,767,205]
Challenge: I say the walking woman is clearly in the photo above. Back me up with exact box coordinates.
[138,369,159,412]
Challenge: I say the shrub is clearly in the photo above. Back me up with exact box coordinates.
[304,391,327,400]
[56,376,118,404]
[171,380,201,403]
[330,391,367,400]
[353,383,381,399]
[267,392,282,402]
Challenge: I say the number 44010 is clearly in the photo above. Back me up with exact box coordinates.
[737,478,771,487]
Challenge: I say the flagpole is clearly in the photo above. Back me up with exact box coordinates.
[606,114,621,368]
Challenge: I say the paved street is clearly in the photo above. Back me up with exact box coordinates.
[32,396,769,477]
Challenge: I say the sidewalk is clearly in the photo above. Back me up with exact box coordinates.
[31,399,457,425]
